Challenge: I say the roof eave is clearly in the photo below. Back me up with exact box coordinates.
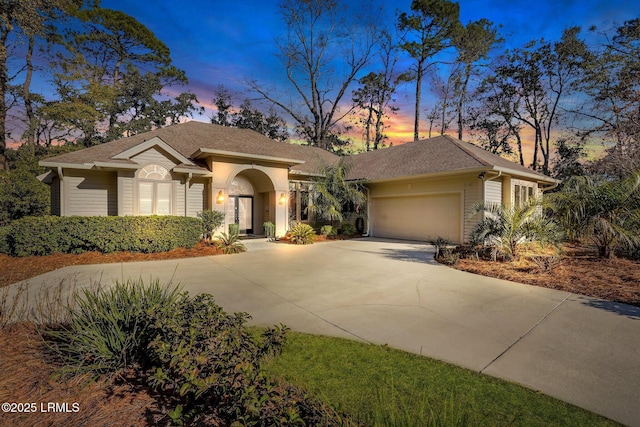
[172,166,209,175]
[355,167,490,184]
[193,148,305,166]
[40,161,94,170]
[492,166,559,184]
[356,165,558,185]
[94,161,141,170]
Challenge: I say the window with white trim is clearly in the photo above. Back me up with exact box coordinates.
[137,165,173,215]
[513,180,537,207]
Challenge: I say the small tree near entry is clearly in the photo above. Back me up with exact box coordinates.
[307,157,366,227]
[197,210,225,241]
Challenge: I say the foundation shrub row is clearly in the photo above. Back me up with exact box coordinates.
[0,215,203,256]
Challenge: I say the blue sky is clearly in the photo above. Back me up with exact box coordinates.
[26,0,640,150]
[98,0,639,143]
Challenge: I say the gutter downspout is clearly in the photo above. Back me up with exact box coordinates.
[485,170,502,183]
[56,167,64,216]
[540,181,559,192]
[363,186,371,237]
[185,173,192,217]
[479,170,502,204]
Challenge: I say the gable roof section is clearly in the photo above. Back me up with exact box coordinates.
[112,136,196,166]
[41,121,339,175]
[40,122,555,184]
[348,135,556,183]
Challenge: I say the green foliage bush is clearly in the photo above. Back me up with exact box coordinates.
[263,221,275,239]
[214,231,247,254]
[43,279,183,377]
[339,222,356,236]
[197,210,225,240]
[42,279,347,425]
[289,222,316,245]
[0,226,10,255]
[0,148,50,226]
[3,215,202,256]
[228,222,240,235]
[320,224,336,236]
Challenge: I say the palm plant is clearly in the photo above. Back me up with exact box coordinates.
[548,174,640,258]
[307,157,366,227]
[214,231,247,254]
[288,222,316,245]
[470,197,561,260]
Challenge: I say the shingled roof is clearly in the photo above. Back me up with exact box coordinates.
[43,121,338,175]
[348,135,555,182]
[42,122,554,183]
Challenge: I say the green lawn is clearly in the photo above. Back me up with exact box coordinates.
[264,332,619,426]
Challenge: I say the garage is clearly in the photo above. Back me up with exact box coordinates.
[370,193,462,243]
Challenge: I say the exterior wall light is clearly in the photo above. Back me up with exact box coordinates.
[216,190,225,204]
[278,192,286,205]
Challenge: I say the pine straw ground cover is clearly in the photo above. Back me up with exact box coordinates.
[0,323,166,427]
[452,244,640,307]
[0,241,222,288]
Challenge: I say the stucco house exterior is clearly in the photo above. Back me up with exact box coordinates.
[39,121,557,244]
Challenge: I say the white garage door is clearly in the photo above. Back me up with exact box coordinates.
[371,193,461,243]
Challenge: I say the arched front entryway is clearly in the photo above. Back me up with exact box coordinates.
[228,169,276,235]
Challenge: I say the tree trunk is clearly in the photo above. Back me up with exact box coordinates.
[413,61,424,142]
[457,66,471,140]
[514,131,524,166]
[0,29,9,170]
[23,34,36,146]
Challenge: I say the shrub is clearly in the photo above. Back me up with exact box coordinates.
[263,221,275,239]
[339,222,356,236]
[43,279,183,378]
[289,223,316,245]
[429,236,450,259]
[197,210,225,240]
[470,199,561,260]
[0,225,10,255]
[41,279,347,425]
[5,216,202,257]
[0,148,50,226]
[214,231,247,254]
[229,222,240,235]
[549,174,640,258]
[320,224,336,236]
[437,250,460,266]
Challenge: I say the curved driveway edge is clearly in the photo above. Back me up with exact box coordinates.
[7,238,640,426]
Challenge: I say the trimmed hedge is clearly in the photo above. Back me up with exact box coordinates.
[2,216,203,257]
[0,226,10,255]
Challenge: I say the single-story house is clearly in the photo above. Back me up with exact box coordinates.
[39,121,558,244]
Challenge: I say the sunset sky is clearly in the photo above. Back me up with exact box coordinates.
[28,1,640,161]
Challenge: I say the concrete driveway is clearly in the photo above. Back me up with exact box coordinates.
[7,238,640,426]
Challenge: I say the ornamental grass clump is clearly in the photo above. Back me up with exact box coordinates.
[289,223,316,244]
[320,224,336,237]
[214,230,247,254]
[43,279,182,379]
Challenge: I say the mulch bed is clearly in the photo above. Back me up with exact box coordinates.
[0,324,163,427]
[0,241,222,288]
[453,253,640,306]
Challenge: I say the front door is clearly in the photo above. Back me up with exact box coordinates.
[230,196,253,234]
